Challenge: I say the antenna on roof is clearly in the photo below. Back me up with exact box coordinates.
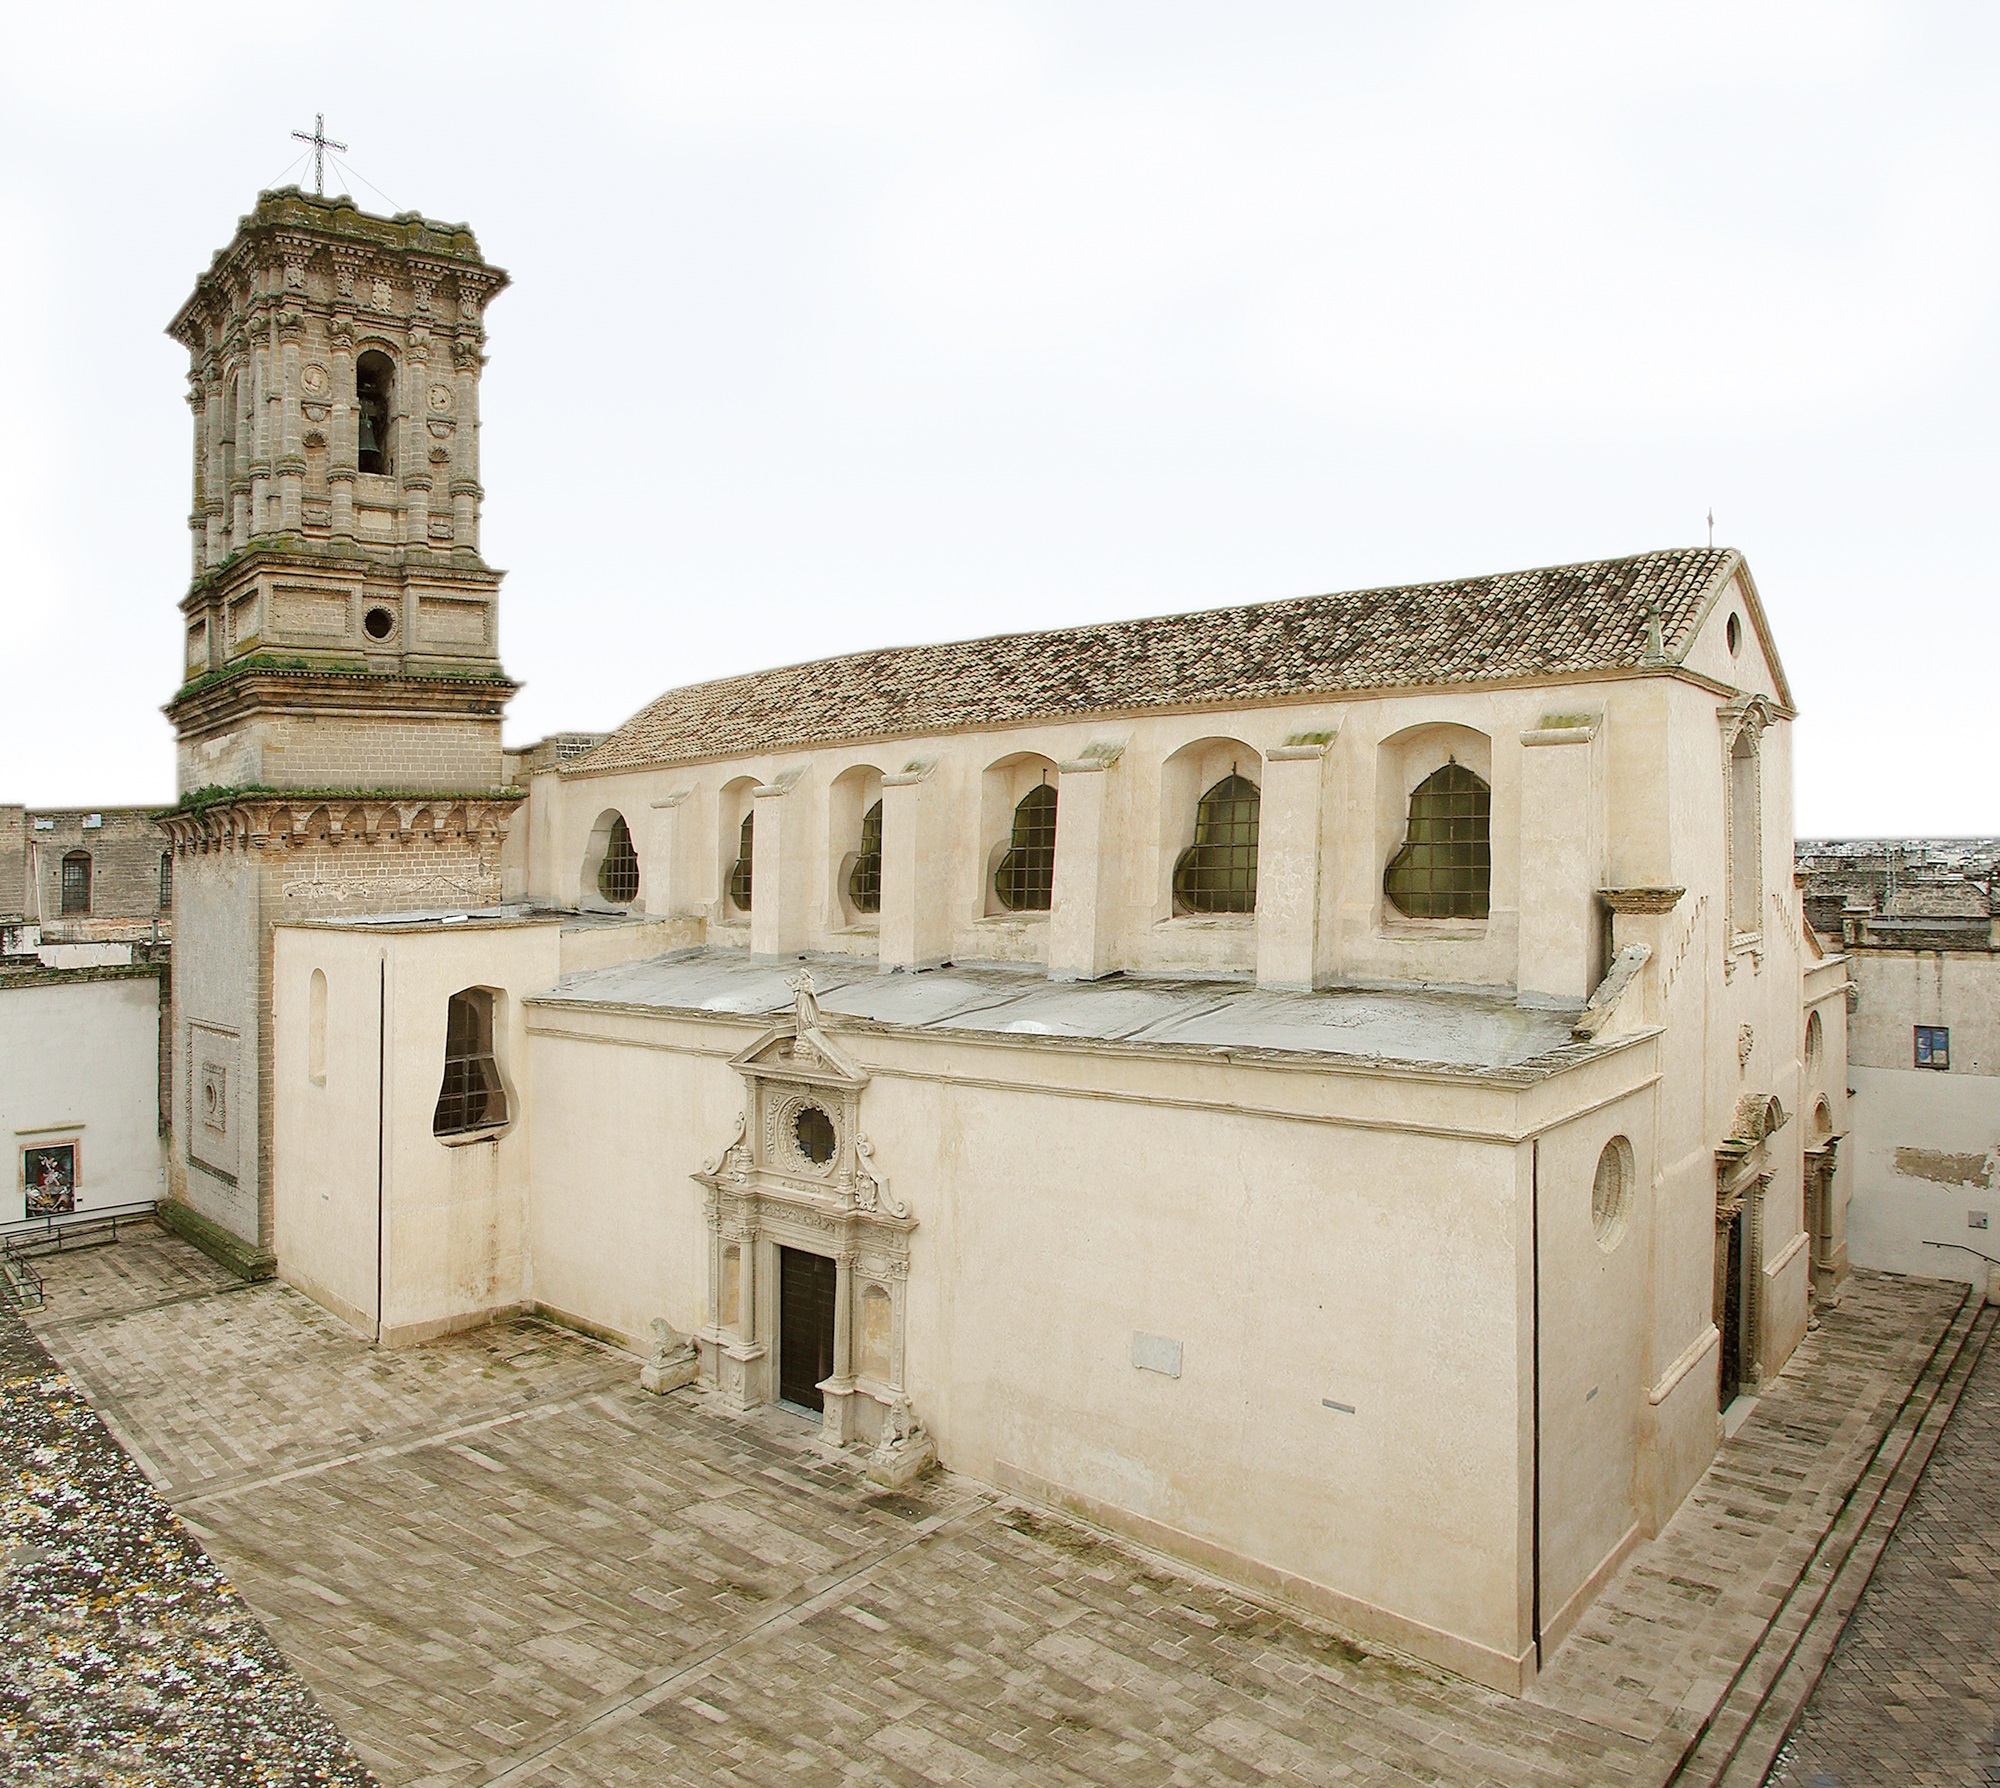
[1707,507,1714,548]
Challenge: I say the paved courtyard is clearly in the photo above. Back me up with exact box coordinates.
[15,1228,1991,1786]
[1768,1299,2000,1788]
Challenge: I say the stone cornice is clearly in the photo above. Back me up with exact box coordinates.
[166,665,518,734]
[182,539,505,606]
[160,793,522,856]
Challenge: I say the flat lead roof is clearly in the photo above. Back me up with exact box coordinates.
[533,949,1590,1075]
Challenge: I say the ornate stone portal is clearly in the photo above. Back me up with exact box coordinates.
[695,974,931,1481]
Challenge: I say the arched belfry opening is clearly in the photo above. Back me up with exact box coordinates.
[355,350,394,475]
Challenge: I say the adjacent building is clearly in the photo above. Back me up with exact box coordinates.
[1799,840,2000,1299]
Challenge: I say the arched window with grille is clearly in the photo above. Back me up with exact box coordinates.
[597,814,639,904]
[60,851,92,916]
[1384,762,1490,919]
[993,783,1058,912]
[847,800,883,915]
[433,988,508,1138]
[1173,774,1259,914]
[728,812,755,913]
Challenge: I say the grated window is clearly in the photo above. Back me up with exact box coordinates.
[598,814,639,904]
[433,989,508,1137]
[1173,773,1259,914]
[994,783,1058,912]
[728,812,754,913]
[1384,763,1490,919]
[848,800,883,916]
[60,851,91,916]
[159,852,173,912]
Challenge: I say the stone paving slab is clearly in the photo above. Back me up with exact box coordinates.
[19,1230,1979,1787]
[0,1309,372,1787]
[1767,1303,2000,1788]
[1530,1273,1966,1749]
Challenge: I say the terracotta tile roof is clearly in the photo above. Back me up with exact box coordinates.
[571,547,1740,776]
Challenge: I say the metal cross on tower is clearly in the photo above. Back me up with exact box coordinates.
[291,114,348,197]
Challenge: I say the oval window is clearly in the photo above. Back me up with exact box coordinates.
[1592,1136,1635,1250]
[794,1105,836,1165]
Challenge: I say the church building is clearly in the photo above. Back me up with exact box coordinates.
[157,189,1848,1693]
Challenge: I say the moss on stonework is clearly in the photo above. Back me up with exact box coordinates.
[170,655,514,703]
[165,784,524,818]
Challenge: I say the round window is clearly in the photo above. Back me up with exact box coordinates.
[1592,1136,1634,1250]
[364,606,395,641]
[793,1104,836,1165]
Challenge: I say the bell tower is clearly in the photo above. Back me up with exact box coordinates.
[158,189,522,1274]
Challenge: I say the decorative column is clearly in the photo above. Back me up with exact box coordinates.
[735,1228,756,1347]
[401,333,431,549]
[1518,718,1602,1002]
[248,319,274,536]
[1255,736,1330,990]
[749,770,807,957]
[1049,743,1122,981]
[451,330,482,550]
[879,759,947,970]
[275,303,306,535]
[328,316,357,539]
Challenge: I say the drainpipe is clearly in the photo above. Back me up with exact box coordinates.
[375,951,386,1345]
[1531,1135,1544,1676]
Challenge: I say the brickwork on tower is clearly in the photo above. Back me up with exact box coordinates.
[158,187,519,1267]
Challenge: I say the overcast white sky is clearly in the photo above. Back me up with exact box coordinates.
[3,2,1995,832]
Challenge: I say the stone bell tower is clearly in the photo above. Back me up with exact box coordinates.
[158,188,521,1273]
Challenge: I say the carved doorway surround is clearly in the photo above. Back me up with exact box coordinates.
[1714,1092,1786,1406]
[694,973,927,1475]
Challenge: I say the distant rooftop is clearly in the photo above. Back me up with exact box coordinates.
[572,547,1761,777]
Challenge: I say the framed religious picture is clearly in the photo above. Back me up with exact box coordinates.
[24,1143,77,1216]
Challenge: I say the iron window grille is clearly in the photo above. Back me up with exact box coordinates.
[1384,762,1491,919]
[59,851,91,916]
[598,814,639,903]
[433,989,508,1137]
[727,812,754,913]
[1915,1025,1950,1070]
[158,852,173,911]
[848,800,883,915]
[1173,773,1260,914]
[993,783,1058,912]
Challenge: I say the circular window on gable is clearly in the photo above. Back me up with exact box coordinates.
[793,1104,836,1166]
[1592,1136,1635,1251]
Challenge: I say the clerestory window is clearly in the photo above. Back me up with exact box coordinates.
[433,988,507,1137]
[994,783,1058,912]
[1173,773,1260,914]
[60,851,92,916]
[1384,762,1490,919]
[728,812,755,914]
[597,814,639,904]
[848,800,883,916]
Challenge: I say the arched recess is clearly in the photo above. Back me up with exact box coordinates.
[829,763,885,927]
[1159,736,1261,918]
[980,753,1059,915]
[354,348,396,475]
[719,778,758,919]
[308,969,328,1086]
[579,809,642,912]
[1376,723,1493,924]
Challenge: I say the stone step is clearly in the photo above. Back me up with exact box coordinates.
[1653,1288,1994,1788]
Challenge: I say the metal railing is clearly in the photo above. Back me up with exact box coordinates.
[2,1199,160,1259]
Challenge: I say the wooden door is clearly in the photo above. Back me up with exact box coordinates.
[779,1246,837,1413]
[1719,1214,1744,1408]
